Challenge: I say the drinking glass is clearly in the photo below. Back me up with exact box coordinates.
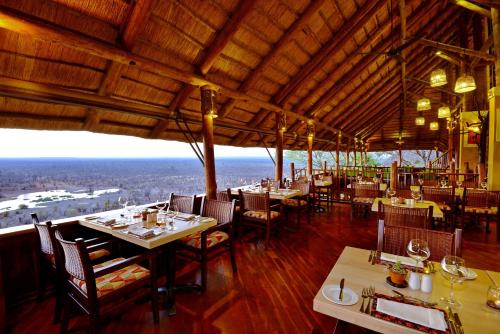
[456,180,463,189]
[440,255,466,307]
[440,178,448,188]
[480,180,487,190]
[411,189,421,203]
[118,196,128,215]
[167,204,178,231]
[386,188,396,198]
[125,200,136,222]
[373,176,379,183]
[487,285,500,309]
[418,178,424,186]
[407,239,430,266]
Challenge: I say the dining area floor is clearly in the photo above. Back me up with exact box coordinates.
[9,203,500,334]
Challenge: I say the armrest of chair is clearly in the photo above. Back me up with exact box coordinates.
[94,252,150,278]
[202,221,231,235]
[270,204,281,212]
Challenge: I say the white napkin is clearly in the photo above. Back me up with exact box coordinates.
[376,298,447,331]
[128,227,154,239]
[175,212,195,221]
[380,252,424,268]
[96,218,116,226]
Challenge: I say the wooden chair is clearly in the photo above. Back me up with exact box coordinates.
[315,175,334,206]
[377,220,462,262]
[378,203,433,229]
[281,181,311,227]
[460,188,499,236]
[350,182,379,219]
[177,198,237,291]
[421,186,456,228]
[55,231,159,334]
[238,190,281,249]
[168,193,196,214]
[32,213,112,323]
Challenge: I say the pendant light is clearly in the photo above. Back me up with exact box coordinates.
[430,69,447,87]
[415,116,425,126]
[430,121,439,131]
[454,74,476,93]
[417,98,431,111]
[438,105,451,118]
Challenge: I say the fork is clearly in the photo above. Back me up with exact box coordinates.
[364,286,375,314]
[359,288,367,312]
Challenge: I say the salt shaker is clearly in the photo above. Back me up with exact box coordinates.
[408,271,421,290]
[421,274,433,293]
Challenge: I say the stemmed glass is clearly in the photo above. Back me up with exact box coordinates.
[125,200,136,222]
[440,255,466,307]
[456,180,463,189]
[166,204,178,231]
[118,196,128,215]
[440,178,448,188]
[373,175,379,183]
[407,239,430,267]
[410,189,421,204]
[386,188,396,199]
[480,179,487,190]
[418,178,424,187]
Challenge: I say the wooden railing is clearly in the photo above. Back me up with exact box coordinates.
[429,151,448,169]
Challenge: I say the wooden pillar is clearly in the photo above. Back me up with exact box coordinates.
[399,148,403,166]
[346,142,351,166]
[353,140,357,167]
[275,115,283,182]
[201,85,217,199]
[290,162,295,182]
[391,161,398,190]
[307,135,313,177]
[336,134,340,176]
[323,160,327,175]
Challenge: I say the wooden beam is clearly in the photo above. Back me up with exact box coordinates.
[121,0,157,49]
[453,0,492,18]
[419,38,496,61]
[219,0,327,118]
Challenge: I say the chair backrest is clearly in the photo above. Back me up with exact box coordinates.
[378,203,432,229]
[322,175,333,183]
[421,186,454,205]
[32,213,56,257]
[377,220,462,262]
[55,231,97,297]
[352,182,379,198]
[291,181,310,195]
[216,189,231,202]
[201,198,235,225]
[396,188,411,198]
[271,180,281,190]
[238,190,269,211]
[463,188,489,208]
[168,193,196,214]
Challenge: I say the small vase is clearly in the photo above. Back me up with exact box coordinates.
[408,271,421,290]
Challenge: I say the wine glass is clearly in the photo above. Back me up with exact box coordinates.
[418,178,424,186]
[480,180,487,190]
[118,196,128,215]
[125,199,136,222]
[411,189,420,203]
[373,175,379,183]
[456,180,463,189]
[407,239,430,267]
[440,255,466,307]
[440,178,448,188]
[167,204,178,231]
[386,188,396,199]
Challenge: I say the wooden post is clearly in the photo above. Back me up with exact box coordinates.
[275,114,283,182]
[323,160,327,175]
[353,140,357,167]
[346,141,351,166]
[201,85,217,199]
[399,148,403,166]
[290,162,295,182]
[391,161,398,190]
[336,134,341,187]
[307,135,313,177]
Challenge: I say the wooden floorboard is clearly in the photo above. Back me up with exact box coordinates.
[8,203,500,334]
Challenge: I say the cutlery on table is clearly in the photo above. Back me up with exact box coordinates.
[446,306,460,334]
[391,290,437,306]
[338,278,345,301]
[364,286,375,314]
[371,251,379,265]
[368,250,374,263]
[453,312,464,334]
[360,288,367,312]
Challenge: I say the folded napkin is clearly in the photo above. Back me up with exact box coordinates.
[380,252,424,268]
[128,227,155,239]
[96,218,116,226]
[376,298,447,331]
[175,212,195,221]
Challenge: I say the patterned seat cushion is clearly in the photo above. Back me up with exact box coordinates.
[438,203,451,211]
[89,248,111,261]
[71,257,150,298]
[281,198,308,206]
[243,210,280,220]
[464,206,498,215]
[179,230,229,248]
[353,197,374,204]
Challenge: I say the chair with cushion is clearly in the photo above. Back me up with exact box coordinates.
[377,220,462,262]
[168,193,196,214]
[281,181,311,227]
[32,213,112,323]
[350,182,379,220]
[460,188,499,236]
[55,231,159,334]
[314,175,334,207]
[178,198,236,291]
[238,190,281,249]
[421,186,456,228]
[378,203,433,229]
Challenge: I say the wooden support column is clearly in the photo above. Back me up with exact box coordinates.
[201,86,217,199]
[399,148,403,166]
[290,162,295,182]
[346,141,351,166]
[323,161,327,175]
[275,114,283,182]
[391,161,398,190]
[353,140,357,167]
[307,136,313,177]
[336,134,341,179]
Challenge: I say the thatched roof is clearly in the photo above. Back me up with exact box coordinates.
[0,0,496,152]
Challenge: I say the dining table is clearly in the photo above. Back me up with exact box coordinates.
[230,186,301,200]
[347,182,388,192]
[314,246,500,334]
[372,197,444,219]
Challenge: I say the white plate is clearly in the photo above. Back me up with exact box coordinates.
[322,284,359,306]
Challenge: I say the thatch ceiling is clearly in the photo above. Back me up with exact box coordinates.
[0,0,495,152]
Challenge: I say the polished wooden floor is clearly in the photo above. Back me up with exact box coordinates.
[9,203,500,334]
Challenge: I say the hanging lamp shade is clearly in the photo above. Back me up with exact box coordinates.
[430,121,439,131]
[278,111,287,132]
[438,106,451,118]
[454,74,476,93]
[306,122,315,138]
[415,116,425,126]
[417,98,431,111]
[430,68,447,87]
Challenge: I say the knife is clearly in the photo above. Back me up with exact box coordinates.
[339,278,345,301]
[446,307,459,334]
[368,250,373,263]
[454,313,464,334]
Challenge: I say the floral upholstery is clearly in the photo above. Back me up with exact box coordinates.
[243,210,280,220]
[71,257,150,298]
[437,203,451,211]
[180,230,229,248]
[89,249,111,261]
[281,198,308,206]
[353,197,374,204]
[464,206,498,215]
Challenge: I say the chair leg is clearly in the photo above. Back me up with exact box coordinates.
[88,313,99,334]
[150,254,159,325]
[59,295,69,334]
[53,279,63,323]
[265,224,271,249]
[201,234,208,292]
[229,241,237,273]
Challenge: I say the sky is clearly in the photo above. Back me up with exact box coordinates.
[0,129,274,158]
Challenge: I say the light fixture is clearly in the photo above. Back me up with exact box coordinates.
[430,69,447,87]
[278,111,287,132]
[469,125,481,133]
[306,121,315,138]
[417,98,431,111]
[201,86,218,118]
[430,121,439,131]
[479,109,489,118]
[454,74,476,93]
[435,50,442,55]
[415,116,425,126]
[438,105,451,118]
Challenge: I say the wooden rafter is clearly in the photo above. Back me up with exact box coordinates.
[452,0,492,18]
